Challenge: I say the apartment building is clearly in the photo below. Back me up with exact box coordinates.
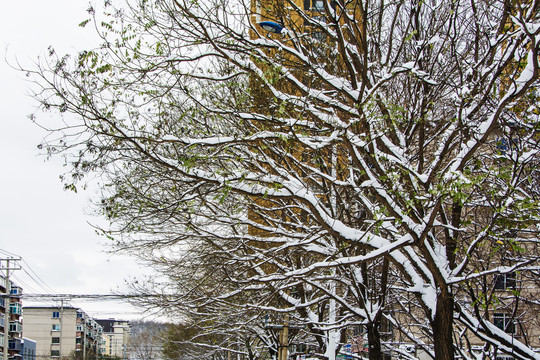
[95,319,130,360]
[0,276,23,360]
[20,339,36,360]
[22,306,103,360]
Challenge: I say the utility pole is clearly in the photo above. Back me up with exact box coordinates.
[278,313,289,360]
[81,309,86,360]
[60,299,64,360]
[1,257,21,360]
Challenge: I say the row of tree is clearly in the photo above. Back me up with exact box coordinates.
[26,0,540,359]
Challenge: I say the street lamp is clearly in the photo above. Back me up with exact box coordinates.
[258,21,285,34]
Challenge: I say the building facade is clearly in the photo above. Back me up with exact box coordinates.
[1,276,23,360]
[22,306,103,360]
[95,319,130,360]
[20,338,36,360]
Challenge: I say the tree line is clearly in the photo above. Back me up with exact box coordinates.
[25,0,540,359]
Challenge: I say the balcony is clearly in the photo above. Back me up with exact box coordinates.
[9,321,22,334]
[9,338,22,352]
[9,303,22,316]
[9,286,22,297]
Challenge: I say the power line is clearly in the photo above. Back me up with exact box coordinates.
[21,293,163,301]
[21,258,57,294]
[0,249,21,258]
[0,249,57,294]
[10,273,40,294]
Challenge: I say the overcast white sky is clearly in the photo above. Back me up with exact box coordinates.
[0,0,154,320]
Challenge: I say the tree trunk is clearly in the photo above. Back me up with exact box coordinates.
[366,322,383,360]
[432,291,455,360]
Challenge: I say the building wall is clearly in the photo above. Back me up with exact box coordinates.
[0,276,7,358]
[96,320,130,359]
[0,276,23,360]
[22,307,78,359]
[21,338,36,360]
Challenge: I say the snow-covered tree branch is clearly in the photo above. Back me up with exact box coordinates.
[26,0,540,359]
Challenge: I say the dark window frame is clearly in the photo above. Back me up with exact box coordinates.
[495,272,517,290]
[494,313,515,334]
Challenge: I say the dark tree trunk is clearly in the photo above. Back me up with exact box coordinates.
[365,258,389,360]
[432,291,455,360]
[366,321,383,360]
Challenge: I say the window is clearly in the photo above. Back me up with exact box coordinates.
[295,344,307,353]
[51,337,60,344]
[51,350,60,357]
[10,287,20,296]
[380,317,393,334]
[52,311,60,318]
[494,313,515,334]
[52,324,60,331]
[495,272,516,290]
[9,303,22,315]
[380,317,393,341]
[9,322,22,333]
[254,0,261,22]
[303,0,325,11]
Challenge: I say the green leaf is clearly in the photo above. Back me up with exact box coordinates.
[79,19,91,28]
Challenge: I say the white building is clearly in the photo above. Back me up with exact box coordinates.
[96,319,130,360]
[22,306,103,360]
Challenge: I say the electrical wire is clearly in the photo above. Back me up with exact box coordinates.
[21,293,163,301]
[1,250,157,319]
[0,250,57,294]
[21,258,57,294]
[10,273,40,294]
[0,249,21,257]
